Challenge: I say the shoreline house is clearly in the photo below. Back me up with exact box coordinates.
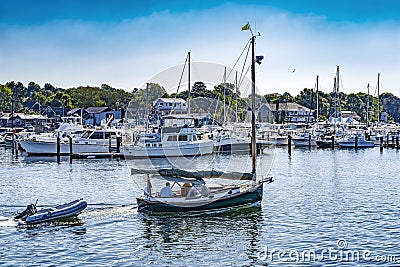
[153,98,187,115]
[269,102,315,124]
[0,113,53,128]
[67,107,121,126]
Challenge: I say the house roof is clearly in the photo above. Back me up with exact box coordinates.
[341,111,361,120]
[154,98,186,104]
[85,107,112,114]
[1,113,48,120]
[269,102,310,112]
[67,108,83,115]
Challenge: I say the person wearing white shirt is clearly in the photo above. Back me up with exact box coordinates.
[159,182,173,197]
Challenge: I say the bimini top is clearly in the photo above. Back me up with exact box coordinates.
[131,168,254,181]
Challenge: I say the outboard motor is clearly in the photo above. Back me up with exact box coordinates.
[15,203,37,220]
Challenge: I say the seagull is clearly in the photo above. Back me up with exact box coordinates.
[292,69,296,73]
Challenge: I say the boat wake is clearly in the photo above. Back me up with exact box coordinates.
[80,204,138,220]
[0,216,19,227]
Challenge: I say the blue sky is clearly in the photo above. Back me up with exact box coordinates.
[1,0,399,96]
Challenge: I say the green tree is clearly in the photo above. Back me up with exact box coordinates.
[6,81,27,112]
[0,84,12,112]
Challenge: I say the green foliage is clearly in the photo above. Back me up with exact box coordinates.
[0,84,12,112]
[2,79,400,123]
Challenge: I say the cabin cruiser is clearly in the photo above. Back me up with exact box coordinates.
[19,127,121,155]
[122,115,214,158]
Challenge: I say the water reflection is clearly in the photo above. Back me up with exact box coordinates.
[138,206,263,265]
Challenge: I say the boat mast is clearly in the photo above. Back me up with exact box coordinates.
[223,67,227,124]
[145,82,149,132]
[250,35,256,179]
[377,73,380,122]
[188,51,191,115]
[367,83,370,126]
[316,75,319,121]
[235,71,238,123]
[335,65,340,118]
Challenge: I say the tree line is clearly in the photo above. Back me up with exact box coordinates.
[1,80,400,123]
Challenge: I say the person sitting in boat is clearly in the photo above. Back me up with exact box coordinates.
[159,182,173,197]
[186,186,201,199]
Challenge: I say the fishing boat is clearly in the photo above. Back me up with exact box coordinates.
[15,198,87,225]
[133,24,273,214]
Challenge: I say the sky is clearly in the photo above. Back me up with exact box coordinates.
[0,0,399,97]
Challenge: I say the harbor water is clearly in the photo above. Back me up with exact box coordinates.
[1,147,399,266]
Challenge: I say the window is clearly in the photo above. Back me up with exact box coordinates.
[167,136,177,141]
[178,135,188,141]
[81,131,93,139]
[90,132,104,139]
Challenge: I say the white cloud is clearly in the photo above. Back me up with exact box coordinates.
[0,3,399,97]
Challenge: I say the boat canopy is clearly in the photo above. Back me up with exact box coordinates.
[131,168,254,181]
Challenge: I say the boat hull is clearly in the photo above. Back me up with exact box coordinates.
[214,141,271,154]
[122,141,214,158]
[338,141,375,148]
[292,137,317,147]
[137,183,263,213]
[20,140,114,156]
[23,199,87,225]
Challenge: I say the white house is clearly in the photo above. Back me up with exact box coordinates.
[153,98,187,115]
[270,102,315,124]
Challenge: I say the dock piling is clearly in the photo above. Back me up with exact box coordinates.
[288,135,292,155]
[69,136,73,164]
[56,134,61,163]
[116,136,121,154]
[355,135,358,150]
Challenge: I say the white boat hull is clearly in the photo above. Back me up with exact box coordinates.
[122,141,214,158]
[20,140,115,155]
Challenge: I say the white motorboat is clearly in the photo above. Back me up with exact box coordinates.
[19,128,121,156]
[122,126,213,158]
[338,134,375,148]
[15,198,87,225]
[213,129,272,153]
[291,132,317,147]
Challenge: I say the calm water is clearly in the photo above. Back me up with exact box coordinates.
[1,146,400,266]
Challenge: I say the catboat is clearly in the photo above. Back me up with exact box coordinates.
[133,168,273,213]
[15,199,87,225]
[133,27,274,214]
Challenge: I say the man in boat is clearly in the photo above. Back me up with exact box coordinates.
[159,182,173,197]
